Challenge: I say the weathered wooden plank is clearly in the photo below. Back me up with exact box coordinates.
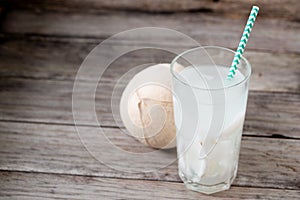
[0,78,299,138]
[1,10,299,53]
[2,0,299,20]
[0,121,299,190]
[245,91,300,137]
[0,172,299,200]
[0,37,93,81]
[0,38,299,92]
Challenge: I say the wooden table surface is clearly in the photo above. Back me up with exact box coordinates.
[0,0,299,199]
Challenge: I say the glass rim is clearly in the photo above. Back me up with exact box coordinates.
[170,46,252,91]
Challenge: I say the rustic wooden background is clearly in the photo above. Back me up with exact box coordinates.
[0,0,299,199]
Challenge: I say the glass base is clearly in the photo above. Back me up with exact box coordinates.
[179,167,237,195]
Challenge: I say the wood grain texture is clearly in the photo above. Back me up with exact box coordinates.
[0,77,299,138]
[0,1,299,198]
[1,0,300,20]
[0,172,300,200]
[0,38,299,92]
[0,121,299,190]
[1,10,299,53]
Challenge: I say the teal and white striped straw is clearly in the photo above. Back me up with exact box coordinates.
[227,6,259,79]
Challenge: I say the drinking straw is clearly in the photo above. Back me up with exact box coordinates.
[227,6,259,79]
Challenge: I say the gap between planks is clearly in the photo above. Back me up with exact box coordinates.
[0,118,299,141]
[0,169,299,191]
[2,33,298,55]
[1,0,300,20]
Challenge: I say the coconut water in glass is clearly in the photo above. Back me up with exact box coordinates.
[170,46,251,194]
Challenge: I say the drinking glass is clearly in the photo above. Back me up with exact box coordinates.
[170,46,251,194]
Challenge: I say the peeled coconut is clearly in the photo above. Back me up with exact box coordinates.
[120,63,183,149]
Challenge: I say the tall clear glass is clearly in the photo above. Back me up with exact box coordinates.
[170,46,251,194]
